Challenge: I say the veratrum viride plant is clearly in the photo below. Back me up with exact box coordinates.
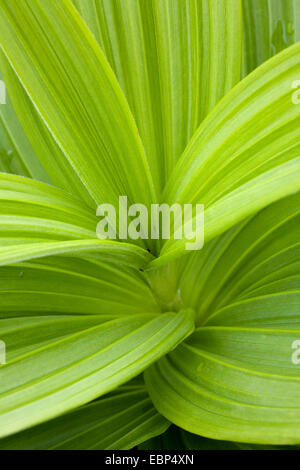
[0,0,299,450]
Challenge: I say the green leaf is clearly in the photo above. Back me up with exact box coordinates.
[242,0,300,76]
[178,192,300,326]
[72,0,242,188]
[296,0,300,42]
[0,0,156,213]
[0,309,194,438]
[145,193,300,445]
[0,385,169,450]
[145,325,300,444]
[180,429,299,450]
[139,425,184,450]
[139,425,299,450]
[0,77,48,180]
[0,51,93,205]
[151,43,300,267]
[0,257,159,317]
[0,173,152,269]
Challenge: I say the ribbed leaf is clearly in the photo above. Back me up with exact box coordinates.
[242,0,300,76]
[181,429,300,450]
[72,0,242,188]
[0,257,159,317]
[0,309,194,438]
[0,173,152,269]
[0,80,47,180]
[179,192,300,325]
[0,51,92,205]
[0,385,169,450]
[152,43,300,267]
[145,324,300,444]
[0,0,156,213]
[145,193,300,444]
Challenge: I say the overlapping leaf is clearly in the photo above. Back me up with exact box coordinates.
[145,193,300,444]
[242,0,300,75]
[0,173,152,269]
[0,79,47,180]
[0,0,300,450]
[0,0,156,213]
[145,324,300,444]
[0,309,194,438]
[0,384,169,450]
[179,192,300,326]
[0,52,92,204]
[72,0,242,188]
[151,43,300,266]
[0,257,159,318]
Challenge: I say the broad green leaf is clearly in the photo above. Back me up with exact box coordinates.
[0,78,48,180]
[0,51,93,206]
[145,192,300,445]
[152,159,300,268]
[145,325,300,444]
[152,43,300,267]
[180,429,299,450]
[0,173,152,269]
[0,240,153,274]
[72,0,242,188]
[242,0,300,76]
[0,0,156,214]
[0,309,194,438]
[178,192,300,325]
[165,44,300,206]
[0,0,299,450]
[0,385,169,450]
[0,173,97,238]
[0,257,159,317]
[139,425,298,450]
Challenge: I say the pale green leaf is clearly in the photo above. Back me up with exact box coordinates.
[152,43,300,267]
[0,51,93,205]
[0,173,152,269]
[0,82,48,180]
[0,257,159,317]
[0,0,156,214]
[0,309,194,438]
[72,0,242,188]
[145,325,300,444]
[178,192,300,326]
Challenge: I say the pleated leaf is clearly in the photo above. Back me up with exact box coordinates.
[0,309,194,438]
[152,43,300,267]
[0,79,47,180]
[0,51,93,206]
[145,324,300,444]
[72,0,242,188]
[242,0,300,75]
[0,173,152,269]
[145,193,300,444]
[179,192,300,326]
[0,0,156,211]
[0,256,159,317]
[0,385,169,450]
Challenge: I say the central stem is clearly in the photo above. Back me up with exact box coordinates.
[145,262,184,313]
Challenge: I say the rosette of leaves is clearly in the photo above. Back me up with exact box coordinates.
[0,0,300,450]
